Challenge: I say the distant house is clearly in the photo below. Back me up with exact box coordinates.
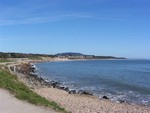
[56,52,95,59]
[85,55,94,59]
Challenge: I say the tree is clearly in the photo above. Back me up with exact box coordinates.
[0,53,9,59]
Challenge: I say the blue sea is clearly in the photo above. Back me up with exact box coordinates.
[36,59,150,106]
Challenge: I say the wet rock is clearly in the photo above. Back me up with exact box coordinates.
[118,100,125,103]
[59,86,65,90]
[45,82,52,87]
[69,90,76,94]
[102,96,109,99]
[64,87,69,92]
[31,69,36,73]
[51,81,60,88]
[29,72,38,77]
[56,85,61,89]
[44,79,49,83]
[39,77,44,82]
[60,86,66,90]
[78,90,93,95]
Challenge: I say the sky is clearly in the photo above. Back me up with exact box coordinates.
[0,0,150,59]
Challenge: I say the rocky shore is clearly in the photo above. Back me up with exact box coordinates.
[10,62,93,96]
[9,62,150,113]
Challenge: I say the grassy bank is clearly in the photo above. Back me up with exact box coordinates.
[0,69,70,113]
[0,59,12,63]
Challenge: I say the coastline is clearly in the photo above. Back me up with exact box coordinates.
[35,87,150,113]
[5,59,150,113]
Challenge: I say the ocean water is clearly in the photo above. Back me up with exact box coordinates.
[36,59,150,106]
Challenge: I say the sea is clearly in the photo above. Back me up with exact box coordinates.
[35,59,150,106]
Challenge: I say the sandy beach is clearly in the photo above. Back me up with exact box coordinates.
[35,87,150,113]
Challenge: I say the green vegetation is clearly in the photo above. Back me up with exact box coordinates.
[0,69,70,113]
[0,52,125,60]
[0,52,56,59]
[0,59,12,63]
[0,53,10,59]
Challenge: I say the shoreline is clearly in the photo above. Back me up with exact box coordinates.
[34,59,149,107]
[35,87,150,113]
[6,59,150,113]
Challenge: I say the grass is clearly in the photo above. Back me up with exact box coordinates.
[0,59,12,63]
[0,69,70,113]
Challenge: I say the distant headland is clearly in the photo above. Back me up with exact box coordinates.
[55,52,125,59]
[0,52,125,60]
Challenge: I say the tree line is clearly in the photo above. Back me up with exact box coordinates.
[0,52,55,59]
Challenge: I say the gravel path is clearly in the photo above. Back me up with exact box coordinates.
[0,89,58,113]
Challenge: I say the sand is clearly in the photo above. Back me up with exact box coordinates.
[0,89,58,113]
[35,87,150,113]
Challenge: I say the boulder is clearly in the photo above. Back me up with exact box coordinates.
[45,82,52,87]
[69,90,76,94]
[64,87,69,92]
[102,96,109,99]
[51,81,60,88]
[118,100,125,103]
[78,90,93,95]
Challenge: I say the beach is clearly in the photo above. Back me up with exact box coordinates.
[35,87,150,113]
[2,59,150,113]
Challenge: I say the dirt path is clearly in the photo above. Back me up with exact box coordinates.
[0,89,58,113]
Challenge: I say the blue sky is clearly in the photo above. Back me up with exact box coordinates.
[0,0,150,58]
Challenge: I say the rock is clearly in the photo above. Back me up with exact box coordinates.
[45,82,52,87]
[118,100,125,103]
[55,85,61,89]
[29,72,38,77]
[51,81,60,88]
[102,96,109,99]
[78,90,93,95]
[59,86,66,90]
[38,77,44,82]
[69,90,76,94]
[10,66,14,72]
[64,87,69,92]
[31,69,36,73]
[44,79,49,83]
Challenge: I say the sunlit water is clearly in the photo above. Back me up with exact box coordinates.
[36,59,150,106]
